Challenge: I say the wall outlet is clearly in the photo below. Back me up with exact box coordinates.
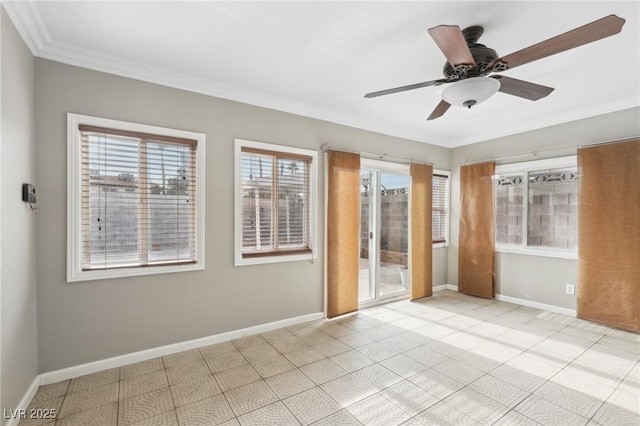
[566,284,575,295]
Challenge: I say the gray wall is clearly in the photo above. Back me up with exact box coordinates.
[34,58,450,372]
[448,107,640,310]
[1,7,38,420]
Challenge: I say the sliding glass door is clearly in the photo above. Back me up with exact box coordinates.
[359,160,410,305]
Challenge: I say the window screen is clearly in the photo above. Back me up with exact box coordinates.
[495,174,525,245]
[527,168,578,249]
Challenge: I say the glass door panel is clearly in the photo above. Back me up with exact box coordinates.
[359,164,410,306]
[379,173,410,298]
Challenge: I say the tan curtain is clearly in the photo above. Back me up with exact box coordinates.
[410,163,433,300]
[459,162,495,299]
[326,150,361,318]
[577,140,640,332]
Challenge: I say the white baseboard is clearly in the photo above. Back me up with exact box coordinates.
[434,284,576,317]
[5,376,41,426]
[495,294,576,317]
[40,311,323,386]
[433,284,458,292]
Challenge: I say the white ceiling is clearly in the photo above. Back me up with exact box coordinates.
[6,1,639,147]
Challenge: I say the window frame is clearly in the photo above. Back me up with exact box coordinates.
[432,169,450,248]
[67,113,206,282]
[494,155,577,260]
[234,138,318,266]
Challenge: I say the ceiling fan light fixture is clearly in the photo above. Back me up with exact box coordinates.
[442,77,500,108]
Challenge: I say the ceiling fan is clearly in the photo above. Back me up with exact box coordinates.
[365,15,625,120]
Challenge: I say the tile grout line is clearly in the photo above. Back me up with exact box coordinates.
[538,323,608,425]
[116,367,121,426]
[498,321,614,426]
[162,356,178,426]
[158,355,176,426]
[584,356,638,425]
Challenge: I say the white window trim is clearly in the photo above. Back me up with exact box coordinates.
[495,156,577,175]
[234,138,318,266]
[495,155,577,260]
[361,158,410,173]
[433,169,450,248]
[67,113,206,282]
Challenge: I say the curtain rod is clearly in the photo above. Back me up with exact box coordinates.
[458,136,639,166]
[320,143,434,166]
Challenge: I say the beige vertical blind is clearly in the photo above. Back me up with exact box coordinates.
[577,139,640,332]
[80,125,197,270]
[240,147,312,258]
[326,150,361,318]
[459,162,495,299]
[432,174,448,243]
[410,163,433,300]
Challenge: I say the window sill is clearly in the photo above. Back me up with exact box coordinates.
[433,242,448,249]
[67,261,205,283]
[242,248,312,259]
[235,251,317,266]
[496,245,577,260]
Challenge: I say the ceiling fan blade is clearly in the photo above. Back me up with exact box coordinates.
[427,100,451,121]
[491,76,554,100]
[364,79,447,98]
[491,14,625,72]
[428,25,476,70]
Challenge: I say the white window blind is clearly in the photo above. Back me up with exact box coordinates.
[432,173,448,243]
[80,125,197,270]
[240,147,312,257]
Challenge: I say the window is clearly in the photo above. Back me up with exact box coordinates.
[67,114,205,282]
[235,139,317,266]
[494,156,577,258]
[432,171,450,245]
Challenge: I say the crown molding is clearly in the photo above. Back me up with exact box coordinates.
[2,1,50,54]
[39,39,640,149]
[4,2,638,149]
[37,38,437,145]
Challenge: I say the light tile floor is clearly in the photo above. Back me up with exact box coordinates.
[20,290,640,426]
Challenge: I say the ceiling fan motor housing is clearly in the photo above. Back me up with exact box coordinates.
[443,25,499,80]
